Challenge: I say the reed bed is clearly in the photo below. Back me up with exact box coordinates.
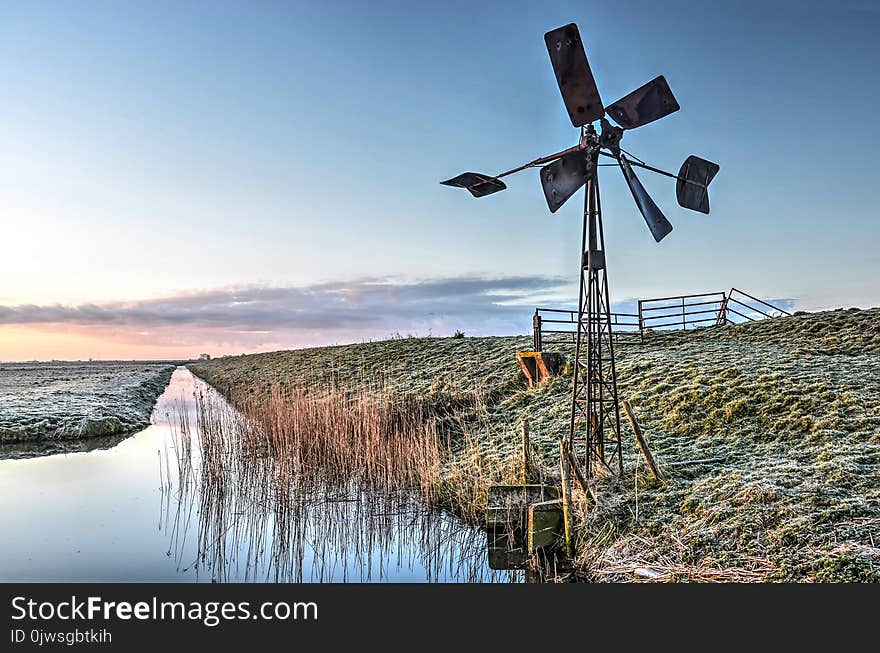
[159,378,513,582]
[193,372,529,524]
[195,382,442,499]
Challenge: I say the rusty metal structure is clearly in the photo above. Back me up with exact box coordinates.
[441,23,719,478]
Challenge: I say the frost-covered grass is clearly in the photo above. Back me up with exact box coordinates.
[0,362,176,445]
[191,307,880,582]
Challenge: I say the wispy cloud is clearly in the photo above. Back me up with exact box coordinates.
[0,276,572,352]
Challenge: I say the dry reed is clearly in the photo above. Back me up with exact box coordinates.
[159,377,513,582]
[196,382,442,500]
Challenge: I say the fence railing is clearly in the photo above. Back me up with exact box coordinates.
[533,287,791,351]
[638,291,728,331]
[721,287,792,324]
[532,307,640,351]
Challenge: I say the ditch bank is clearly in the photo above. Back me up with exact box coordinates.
[0,362,176,449]
[189,308,880,582]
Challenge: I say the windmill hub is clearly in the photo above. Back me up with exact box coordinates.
[441,22,720,478]
[598,119,623,153]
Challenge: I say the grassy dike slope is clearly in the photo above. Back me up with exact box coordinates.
[190,308,880,582]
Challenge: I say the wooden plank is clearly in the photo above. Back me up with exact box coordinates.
[558,440,574,557]
[566,449,597,503]
[622,400,663,480]
[528,500,564,553]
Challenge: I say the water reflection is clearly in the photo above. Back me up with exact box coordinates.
[0,368,513,582]
[0,433,130,461]
[159,373,513,583]
[162,483,500,582]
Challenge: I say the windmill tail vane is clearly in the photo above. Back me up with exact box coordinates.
[440,22,720,478]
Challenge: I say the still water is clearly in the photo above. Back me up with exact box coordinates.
[0,368,509,582]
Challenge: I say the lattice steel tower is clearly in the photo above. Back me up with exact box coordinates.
[567,129,622,476]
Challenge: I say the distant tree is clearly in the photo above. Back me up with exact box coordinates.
[453,330,465,339]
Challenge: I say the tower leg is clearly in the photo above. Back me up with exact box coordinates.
[568,166,623,478]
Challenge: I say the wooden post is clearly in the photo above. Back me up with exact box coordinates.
[558,440,574,557]
[566,449,597,503]
[637,299,644,339]
[521,419,530,485]
[622,400,662,480]
[533,311,542,352]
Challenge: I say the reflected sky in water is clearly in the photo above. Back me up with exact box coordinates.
[0,368,508,582]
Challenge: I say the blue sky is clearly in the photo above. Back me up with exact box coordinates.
[0,1,878,358]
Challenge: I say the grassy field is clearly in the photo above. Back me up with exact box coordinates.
[0,362,176,445]
[190,307,880,582]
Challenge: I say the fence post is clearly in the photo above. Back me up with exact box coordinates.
[533,310,542,352]
[681,297,686,330]
[637,299,644,341]
[717,292,728,326]
[727,288,735,323]
[623,400,662,481]
[559,439,574,557]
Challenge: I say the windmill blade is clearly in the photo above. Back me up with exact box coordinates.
[441,172,507,198]
[540,149,590,213]
[605,75,680,130]
[618,155,673,242]
[544,24,604,127]
[676,156,720,213]
[441,145,589,199]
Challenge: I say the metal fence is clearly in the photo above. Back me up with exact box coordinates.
[533,287,791,351]
[532,307,640,351]
[638,291,727,331]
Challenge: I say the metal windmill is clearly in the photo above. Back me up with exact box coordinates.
[441,23,719,478]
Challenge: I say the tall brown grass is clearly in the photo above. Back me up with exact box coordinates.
[196,375,531,519]
[196,383,441,498]
[159,378,514,582]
